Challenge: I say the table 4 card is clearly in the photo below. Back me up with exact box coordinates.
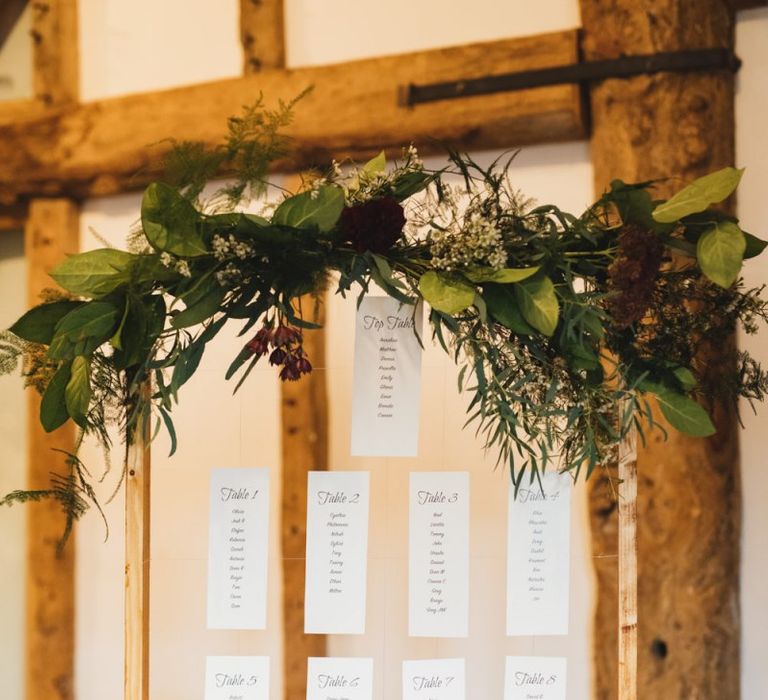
[306,657,374,700]
[204,656,269,700]
[402,659,465,700]
[504,656,567,700]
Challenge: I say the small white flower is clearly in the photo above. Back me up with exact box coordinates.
[175,260,191,278]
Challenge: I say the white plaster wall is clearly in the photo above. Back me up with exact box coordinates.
[0,4,33,101]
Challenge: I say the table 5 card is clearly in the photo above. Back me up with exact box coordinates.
[204,656,269,700]
[207,467,270,630]
[504,656,567,700]
[306,657,374,700]
[402,659,466,700]
[409,471,470,638]
[305,471,371,634]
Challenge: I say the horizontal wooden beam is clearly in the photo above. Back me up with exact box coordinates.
[0,30,584,203]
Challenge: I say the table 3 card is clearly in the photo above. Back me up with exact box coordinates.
[409,471,470,638]
[207,467,270,630]
[504,656,567,700]
[304,471,371,634]
[402,659,465,700]
[204,656,269,700]
[306,657,374,700]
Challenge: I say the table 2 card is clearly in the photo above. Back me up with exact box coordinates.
[409,471,470,638]
[350,296,423,457]
[207,467,270,630]
[506,471,572,636]
[305,471,371,634]
[306,657,374,700]
[402,659,466,700]
[504,656,567,700]
[204,656,270,700]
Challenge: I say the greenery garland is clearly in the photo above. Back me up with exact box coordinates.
[2,99,767,541]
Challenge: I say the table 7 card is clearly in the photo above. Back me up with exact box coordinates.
[504,656,567,700]
[306,657,373,700]
[204,656,269,700]
[402,659,465,700]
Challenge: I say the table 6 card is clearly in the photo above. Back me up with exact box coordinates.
[207,467,270,630]
[402,659,465,700]
[506,471,572,636]
[204,656,270,700]
[409,471,470,638]
[350,296,423,457]
[504,656,567,700]
[306,657,374,700]
[304,471,370,634]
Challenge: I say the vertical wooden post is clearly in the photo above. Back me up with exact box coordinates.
[30,0,80,106]
[618,424,638,700]
[280,289,328,698]
[581,1,741,697]
[240,0,285,73]
[24,199,79,700]
[124,401,151,700]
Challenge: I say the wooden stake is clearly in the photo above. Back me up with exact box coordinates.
[124,401,151,700]
[618,424,638,700]
[240,0,285,72]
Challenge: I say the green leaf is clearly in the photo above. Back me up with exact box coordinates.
[141,182,207,257]
[65,356,91,428]
[272,185,345,232]
[696,221,746,288]
[9,301,81,344]
[171,283,225,329]
[464,266,540,284]
[48,301,121,360]
[51,249,134,297]
[743,231,768,260]
[418,271,476,315]
[391,171,434,201]
[673,366,697,391]
[483,283,535,335]
[362,150,386,175]
[514,276,559,336]
[641,381,716,437]
[40,362,72,432]
[652,167,744,223]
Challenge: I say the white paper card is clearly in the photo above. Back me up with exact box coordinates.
[402,658,465,700]
[350,296,423,457]
[305,471,370,634]
[504,656,567,700]
[506,472,572,636]
[409,471,470,637]
[204,656,270,700]
[306,657,374,700]
[207,467,270,629]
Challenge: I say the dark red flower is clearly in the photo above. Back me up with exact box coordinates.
[273,324,301,347]
[338,197,406,253]
[245,326,272,356]
[269,348,288,366]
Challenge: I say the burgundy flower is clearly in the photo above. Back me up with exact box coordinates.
[269,348,288,366]
[273,324,301,347]
[245,326,272,356]
[338,197,406,253]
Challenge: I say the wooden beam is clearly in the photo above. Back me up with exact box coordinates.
[0,203,27,232]
[280,284,328,698]
[24,198,79,700]
[240,0,285,72]
[581,2,741,698]
[30,0,79,106]
[0,30,584,203]
[124,405,151,700]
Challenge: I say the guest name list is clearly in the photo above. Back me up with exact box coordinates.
[403,658,466,700]
[306,657,374,700]
[504,656,567,700]
[205,656,270,700]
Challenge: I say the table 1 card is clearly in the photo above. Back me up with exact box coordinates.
[306,657,374,700]
[207,467,270,629]
[402,659,465,700]
[350,296,423,457]
[409,471,470,637]
[504,656,567,700]
[305,471,370,634]
[204,656,270,700]
[506,472,572,636]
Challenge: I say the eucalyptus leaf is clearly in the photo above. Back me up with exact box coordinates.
[48,301,121,360]
[171,284,225,329]
[418,271,476,315]
[51,249,134,297]
[483,283,535,335]
[65,356,92,428]
[641,381,716,437]
[514,276,559,336]
[9,300,81,344]
[652,167,744,223]
[696,221,746,288]
[141,182,207,257]
[272,185,345,232]
[464,266,540,284]
[744,231,768,260]
[40,362,72,432]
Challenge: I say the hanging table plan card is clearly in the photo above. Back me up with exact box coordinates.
[504,656,567,700]
[304,471,371,634]
[402,658,466,700]
[351,296,423,457]
[207,467,270,630]
[306,657,374,700]
[204,656,270,700]
[409,471,470,637]
[506,471,572,636]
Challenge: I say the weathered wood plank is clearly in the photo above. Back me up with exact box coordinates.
[0,203,27,231]
[581,2,741,698]
[30,0,79,106]
[24,198,79,700]
[240,0,285,72]
[0,30,584,202]
[280,281,328,697]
